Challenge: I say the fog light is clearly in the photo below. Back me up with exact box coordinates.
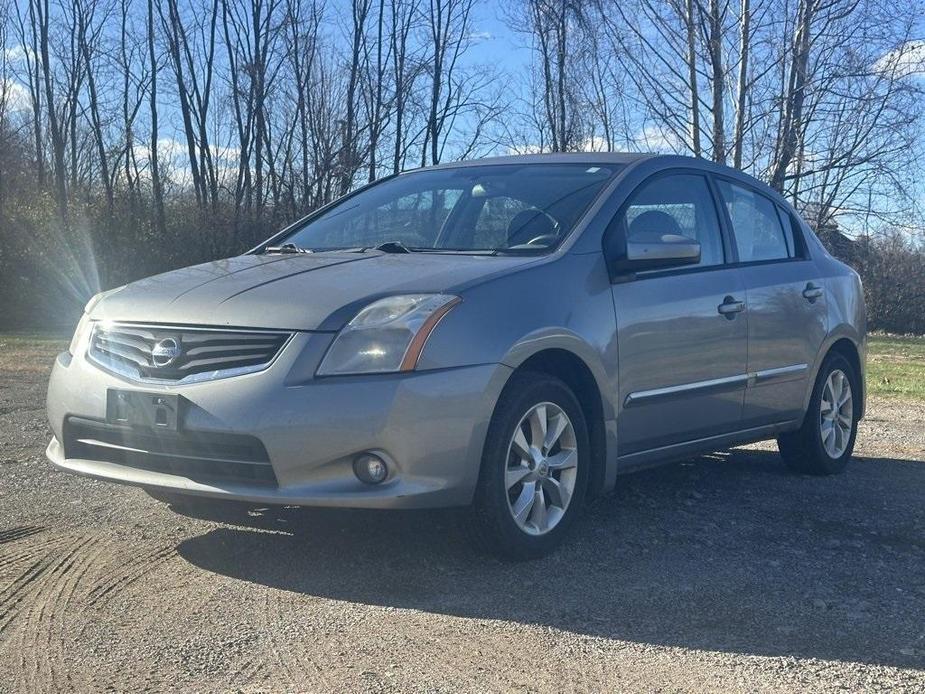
[353,453,388,485]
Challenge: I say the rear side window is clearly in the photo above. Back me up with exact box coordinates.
[621,174,725,267]
[717,180,792,262]
[775,205,801,258]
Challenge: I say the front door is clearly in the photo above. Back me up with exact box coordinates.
[611,172,748,457]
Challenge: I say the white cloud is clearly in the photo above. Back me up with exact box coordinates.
[1,79,32,113]
[578,136,611,152]
[506,137,619,155]
[130,137,242,189]
[3,45,37,64]
[874,40,925,78]
[506,142,545,155]
[633,125,681,153]
[465,31,493,44]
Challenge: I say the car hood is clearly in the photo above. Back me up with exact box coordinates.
[90,251,540,331]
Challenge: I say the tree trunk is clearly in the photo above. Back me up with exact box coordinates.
[732,0,750,169]
[148,0,166,238]
[708,0,725,164]
[685,0,701,157]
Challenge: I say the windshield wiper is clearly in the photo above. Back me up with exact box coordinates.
[262,243,312,255]
[372,240,415,254]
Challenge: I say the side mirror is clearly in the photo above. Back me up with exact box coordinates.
[611,232,701,278]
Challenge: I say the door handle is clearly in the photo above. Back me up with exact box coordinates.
[802,283,824,302]
[718,295,746,318]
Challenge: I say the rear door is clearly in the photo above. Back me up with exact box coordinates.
[610,172,748,457]
[714,178,827,426]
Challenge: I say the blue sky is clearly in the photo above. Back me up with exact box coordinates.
[467,6,531,76]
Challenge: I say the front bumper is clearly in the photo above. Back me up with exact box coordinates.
[46,332,511,508]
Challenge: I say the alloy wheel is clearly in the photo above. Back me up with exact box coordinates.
[820,368,853,459]
[504,402,578,536]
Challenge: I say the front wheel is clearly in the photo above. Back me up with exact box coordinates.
[466,372,589,560]
[777,352,860,475]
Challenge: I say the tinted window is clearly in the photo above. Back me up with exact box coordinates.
[279,164,619,252]
[621,174,725,267]
[717,180,791,262]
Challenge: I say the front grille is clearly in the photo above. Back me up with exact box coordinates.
[64,417,278,487]
[88,323,291,383]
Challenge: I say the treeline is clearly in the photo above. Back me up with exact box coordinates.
[0,0,923,331]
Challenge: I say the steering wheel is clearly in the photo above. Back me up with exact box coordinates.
[523,233,559,247]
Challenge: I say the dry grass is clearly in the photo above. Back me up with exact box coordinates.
[0,333,67,373]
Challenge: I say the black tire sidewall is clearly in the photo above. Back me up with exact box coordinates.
[473,372,590,559]
[805,353,860,473]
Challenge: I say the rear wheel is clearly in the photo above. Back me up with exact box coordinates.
[778,352,859,475]
[466,372,589,560]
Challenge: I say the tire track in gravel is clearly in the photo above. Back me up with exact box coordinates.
[1,532,188,693]
[0,526,46,545]
[0,531,68,633]
[259,588,335,692]
[87,544,178,607]
[8,533,102,693]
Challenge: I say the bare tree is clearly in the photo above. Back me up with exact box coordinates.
[389,0,420,173]
[507,0,588,152]
[147,0,166,236]
[422,0,474,165]
[338,0,372,193]
[731,0,751,168]
[75,0,114,212]
[11,0,46,186]
[35,0,69,225]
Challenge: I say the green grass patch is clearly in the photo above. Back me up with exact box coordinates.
[867,334,925,401]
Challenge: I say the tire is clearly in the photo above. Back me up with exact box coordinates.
[466,371,590,560]
[777,352,860,475]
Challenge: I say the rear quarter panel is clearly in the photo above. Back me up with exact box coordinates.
[805,236,867,418]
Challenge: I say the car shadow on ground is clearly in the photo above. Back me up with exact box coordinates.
[174,448,925,670]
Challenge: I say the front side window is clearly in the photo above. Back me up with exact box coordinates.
[717,180,792,262]
[620,173,725,267]
[277,164,620,253]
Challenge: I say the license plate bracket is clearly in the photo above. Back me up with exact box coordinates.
[106,390,181,431]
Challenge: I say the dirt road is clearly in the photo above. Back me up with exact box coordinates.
[1,338,924,692]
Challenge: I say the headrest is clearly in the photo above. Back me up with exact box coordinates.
[628,210,683,238]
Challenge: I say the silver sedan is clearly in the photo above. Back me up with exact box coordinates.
[46,153,866,558]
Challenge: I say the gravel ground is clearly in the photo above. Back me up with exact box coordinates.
[1,339,924,693]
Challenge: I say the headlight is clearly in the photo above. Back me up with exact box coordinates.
[317,294,461,376]
[68,312,93,356]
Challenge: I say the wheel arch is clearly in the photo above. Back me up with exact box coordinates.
[500,345,615,497]
[827,337,865,420]
[806,330,866,421]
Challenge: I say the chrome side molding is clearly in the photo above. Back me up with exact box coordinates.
[625,363,809,407]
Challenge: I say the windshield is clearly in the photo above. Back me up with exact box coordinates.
[275,163,620,253]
